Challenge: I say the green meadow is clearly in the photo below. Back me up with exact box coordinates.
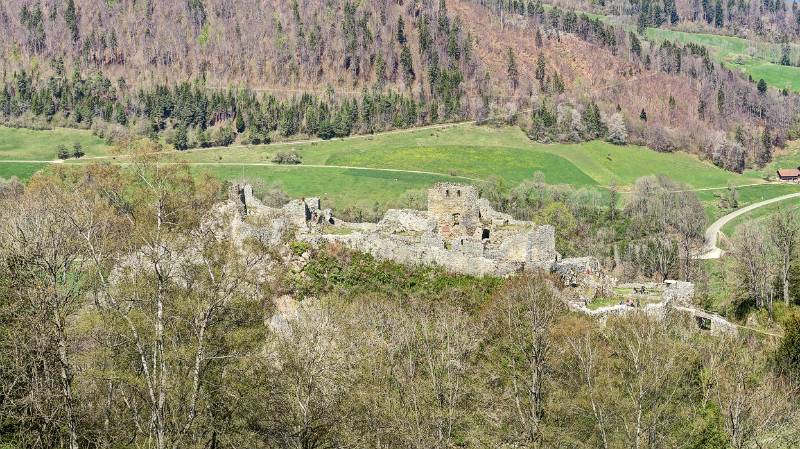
[0,126,110,161]
[168,123,762,191]
[4,122,800,218]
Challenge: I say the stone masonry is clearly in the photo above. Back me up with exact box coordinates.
[230,182,604,282]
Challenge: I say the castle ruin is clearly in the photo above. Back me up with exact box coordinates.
[226,182,733,334]
[230,182,599,282]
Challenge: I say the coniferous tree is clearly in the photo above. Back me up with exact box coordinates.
[65,0,79,42]
[235,113,245,133]
[630,32,642,58]
[757,79,768,94]
[174,123,188,151]
[714,0,724,27]
[534,54,546,87]
[507,48,519,90]
[780,43,792,66]
[397,17,407,45]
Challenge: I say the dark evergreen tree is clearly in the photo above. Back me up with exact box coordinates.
[758,78,768,94]
[630,32,642,58]
[714,0,724,27]
[397,17,407,45]
[65,0,80,42]
[507,48,519,90]
[174,123,188,151]
[235,113,245,133]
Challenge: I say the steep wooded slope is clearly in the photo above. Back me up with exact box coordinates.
[1,0,798,171]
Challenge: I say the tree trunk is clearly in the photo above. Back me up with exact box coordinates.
[52,302,79,449]
[783,253,791,306]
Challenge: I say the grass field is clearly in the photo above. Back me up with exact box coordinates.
[697,183,800,221]
[4,122,800,219]
[0,126,110,161]
[197,165,460,211]
[0,162,48,181]
[720,199,800,236]
[166,123,762,191]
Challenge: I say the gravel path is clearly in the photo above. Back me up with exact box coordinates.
[695,192,800,259]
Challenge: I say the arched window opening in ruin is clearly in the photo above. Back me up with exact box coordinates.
[696,316,711,331]
[445,189,450,197]
[457,189,461,197]
[452,213,460,225]
[482,229,490,239]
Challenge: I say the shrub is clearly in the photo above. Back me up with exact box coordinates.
[775,313,800,383]
[57,144,71,160]
[647,125,676,153]
[606,113,628,145]
[213,126,235,147]
[72,142,85,158]
[272,150,302,165]
[289,241,311,256]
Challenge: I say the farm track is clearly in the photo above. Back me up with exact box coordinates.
[696,192,800,259]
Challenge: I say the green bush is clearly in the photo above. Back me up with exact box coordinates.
[775,313,800,383]
[289,241,311,256]
[56,144,71,160]
[293,245,502,311]
[72,142,84,158]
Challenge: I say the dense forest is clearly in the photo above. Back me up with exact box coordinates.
[0,160,799,448]
[1,0,800,172]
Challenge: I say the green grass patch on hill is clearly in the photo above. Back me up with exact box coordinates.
[0,126,110,161]
[3,123,791,217]
[0,162,48,181]
[697,183,800,221]
[195,164,462,211]
[174,124,759,191]
[721,199,800,236]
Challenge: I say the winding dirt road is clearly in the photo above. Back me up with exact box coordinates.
[696,192,800,259]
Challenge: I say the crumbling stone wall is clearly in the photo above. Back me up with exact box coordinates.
[301,232,524,277]
[662,281,695,305]
[427,183,480,238]
[499,226,557,266]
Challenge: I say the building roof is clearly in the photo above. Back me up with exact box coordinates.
[777,168,800,178]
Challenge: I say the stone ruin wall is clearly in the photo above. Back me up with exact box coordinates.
[426,183,481,238]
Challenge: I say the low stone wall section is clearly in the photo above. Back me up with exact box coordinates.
[299,232,523,277]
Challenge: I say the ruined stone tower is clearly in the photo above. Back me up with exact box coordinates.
[427,183,480,238]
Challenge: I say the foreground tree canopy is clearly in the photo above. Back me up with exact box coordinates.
[0,159,798,448]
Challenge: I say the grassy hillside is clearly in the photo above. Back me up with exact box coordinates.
[0,123,780,204]
[0,126,110,161]
[170,123,762,189]
[7,123,800,215]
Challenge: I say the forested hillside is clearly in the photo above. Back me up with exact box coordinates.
[1,0,799,172]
